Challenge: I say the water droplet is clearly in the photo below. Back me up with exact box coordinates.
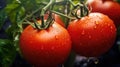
[88,35,92,39]
[108,23,110,26]
[41,46,44,50]
[81,30,85,35]
[110,26,113,29]
[94,26,97,29]
[55,36,58,40]
[95,21,99,25]
[51,47,55,50]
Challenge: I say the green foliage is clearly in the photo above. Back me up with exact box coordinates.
[0,39,16,67]
[5,0,25,24]
[0,0,53,66]
[5,0,50,22]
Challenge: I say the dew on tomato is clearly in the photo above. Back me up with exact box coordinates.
[88,35,92,39]
[94,26,97,29]
[51,46,55,50]
[95,21,99,25]
[20,22,71,67]
[55,35,59,40]
[67,13,116,57]
[87,0,120,27]
[81,30,85,35]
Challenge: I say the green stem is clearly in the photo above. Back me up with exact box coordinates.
[19,5,42,24]
[69,0,76,6]
[50,10,76,20]
[40,0,55,28]
[74,1,89,19]
[65,0,71,28]
[40,0,55,16]
[19,0,56,30]
[80,4,84,17]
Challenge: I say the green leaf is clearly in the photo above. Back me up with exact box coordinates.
[5,1,25,24]
[19,0,49,18]
[0,39,16,67]
[5,0,49,24]
[20,0,38,13]
[5,21,23,51]
[0,10,7,30]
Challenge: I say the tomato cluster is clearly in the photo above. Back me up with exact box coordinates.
[19,1,118,67]
[20,13,117,66]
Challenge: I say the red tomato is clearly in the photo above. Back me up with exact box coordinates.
[20,22,71,67]
[87,0,120,27]
[67,13,116,57]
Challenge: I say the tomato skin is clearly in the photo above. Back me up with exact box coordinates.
[67,13,116,57]
[20,22,71,67]
[87,0,120,27]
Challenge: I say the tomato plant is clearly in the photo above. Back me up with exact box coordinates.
[87,0,120,27]
[67,13,116,57]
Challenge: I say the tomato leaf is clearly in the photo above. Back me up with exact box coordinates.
[0,39,16,67]
[19,0,38,13]
[5,1,25,24]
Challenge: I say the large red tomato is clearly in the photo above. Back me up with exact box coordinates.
[87,0,120,27]
[67,13,116,57]
[20,22,71,67]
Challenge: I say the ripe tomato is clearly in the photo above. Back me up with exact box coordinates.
[20,22,71,67]
[67,13,116,57]
[87,0,120,27]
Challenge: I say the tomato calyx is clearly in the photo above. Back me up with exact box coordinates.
[33,12,54,30]
[32,0,55,30]
[71,0,90,19]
